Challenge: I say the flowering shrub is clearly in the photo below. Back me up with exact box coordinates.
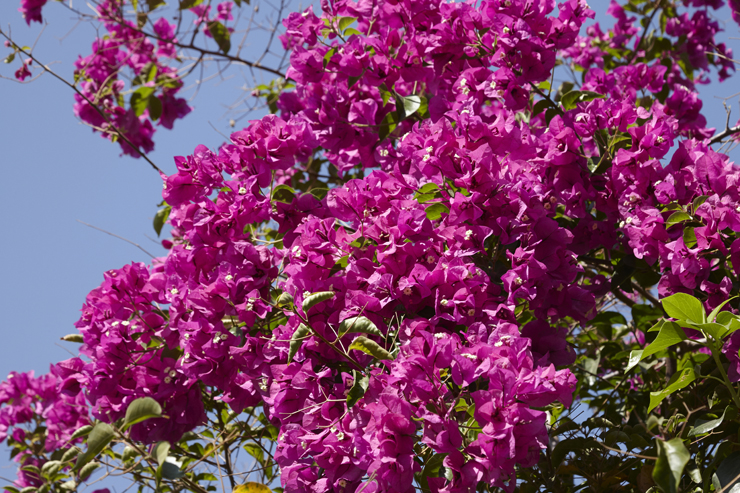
[5,0,740,492]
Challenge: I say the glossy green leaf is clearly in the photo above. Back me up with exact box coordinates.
[41,461,61,478]
[662,293,705,323]
[346,370,369,408]
[322,48,336,69]
[122,397,162,430]
[61,448,80,463]
[648,367,695,412]
[302,291,335,312]
[689,406,736,437]
[69,424,94,441]
[288,324,311,363]
[708,296,738,323]
[148,95,162,121]
[244,443,264,465]
[131,87,155,117]
[161,459,185,480]
[207,21,231,54]
[276,292,294,308]
[425,203,450,220]
[666,211,691,228]
[642,322,687,360]
[625,350,644,373]
[337,16,357,32]
[713,452,740,493]
[653,438,690,493]
[78,461,100,480]
[560,90,605,111]
[338,316,382,338]
[74,423,115,471]
[417,453,447,491]
[271,184,296,203]
[396,94,421,119]
[61,334,84,343]
[153,204,171,236]
[348,336,393,361]
[179,0,203,9]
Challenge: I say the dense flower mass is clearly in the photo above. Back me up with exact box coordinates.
[6,0,740,491]
[0,364,89,490]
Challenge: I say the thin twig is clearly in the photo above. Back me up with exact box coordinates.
[0,29,163,173]
[77,220,157,258]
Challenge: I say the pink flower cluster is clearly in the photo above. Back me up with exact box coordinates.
[0,364,89,489]
[5,0,740,492]
[72,0,190,157]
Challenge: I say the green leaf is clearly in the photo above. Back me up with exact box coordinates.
[632,303,665,330]
[653,438,690,493]
[348,335,393,360]
[153,205,171,237]
[288,324,311,363]
[425,203,450,221]
[560,90,605,111]
[61,334,84,343]
[207,21,231,54]
[697,322,728,341]
[343,27,363,37]
[718,311,740,338]
[418,183,440,194]
[641,322,687,360]
[322,48,336,69]
[417,453,447,491]
[683,226,697,248]
[708,296,738,324]
[4,53,16,64]
[625,350,644,373]
[396,94,421,120]
[302,291,335,312]
[154,441,170,466]
[61,448,80,463]
[276,292,294,308]
[271,184,295,203]
[122,397,162,430]
[346,370,369,408]
[692,195,708,212]
[161,460,185,480]
[147,0,166,10]
[688,406,737,437]
[666,211,691,228]
[244,443,264,465]
[121,446,138,462]
[338,316,382,338]
[662,293,705,323]
[532,99,551,117]
[337,16,357,32]
[73,422,115,471]
[41,460,62,478]
[179,0,203,9]
[70,424,94,440]
[78,462,99,480]
[551,437,594,467]
[713,452,740,493]
[148,95,163,121]
[648,367,695,412]
[131,87,155,117]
